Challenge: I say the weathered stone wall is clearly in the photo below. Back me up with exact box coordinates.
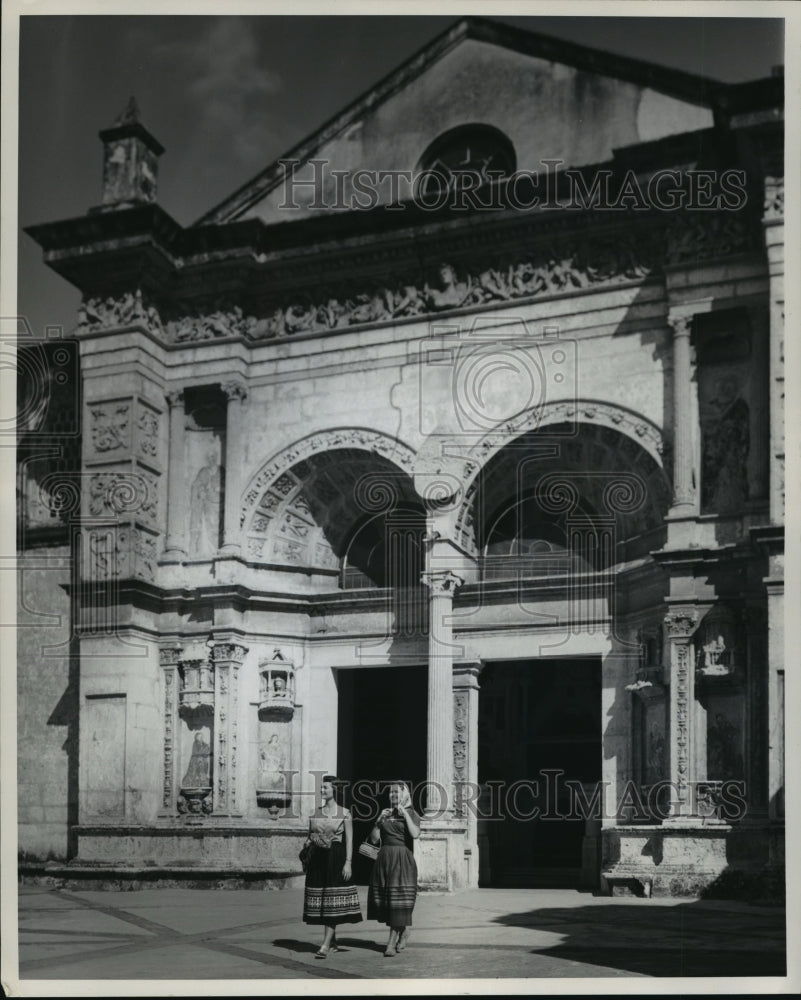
[244,38,714,223]
[17,546,75,860]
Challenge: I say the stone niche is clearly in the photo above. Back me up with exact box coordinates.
[177,657,215,815]
[256,651,297,817]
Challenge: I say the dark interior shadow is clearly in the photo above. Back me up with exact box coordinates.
[492,899,786,977]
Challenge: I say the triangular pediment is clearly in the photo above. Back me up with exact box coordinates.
[198,17,717,226]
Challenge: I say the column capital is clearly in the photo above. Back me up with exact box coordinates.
[664,607,699,638]
[422,569,464,596]
[165,388,185,408]
[210,640,248,664]
[453,661,483,688]
[159,643,183,667]
[221,380,248,402]
[667,312,694,338]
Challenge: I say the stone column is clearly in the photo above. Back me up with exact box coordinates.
[664,607,699,821]
[211,638,247,816]
[220,381,248,557]
[422,569,464,815]
[453,662,482,887]
[667,313,698,516]
[163,389,186,562]
[158,642,182,816]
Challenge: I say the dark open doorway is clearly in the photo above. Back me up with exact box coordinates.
[337,664,427,884]
[478,658,602,887]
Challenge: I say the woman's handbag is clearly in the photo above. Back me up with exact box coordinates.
[358,839,380,861]
[299,842,313,872]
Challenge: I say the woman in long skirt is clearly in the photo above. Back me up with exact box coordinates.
[302,775,362,958]
[367,781,421,957]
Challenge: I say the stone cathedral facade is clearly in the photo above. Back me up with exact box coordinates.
[19,19,784,895]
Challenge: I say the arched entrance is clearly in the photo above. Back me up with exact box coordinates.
[466,419,671,886]
[244,442,429,880]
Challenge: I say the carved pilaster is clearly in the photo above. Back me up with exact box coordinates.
[210,639,247,815]
[163,388,186,561]
[664,608,699,819]
[220,382,248,556]
[159,643,182,815]
[422,570,464,815]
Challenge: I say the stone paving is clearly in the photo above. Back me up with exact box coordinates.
[8,884,789,990]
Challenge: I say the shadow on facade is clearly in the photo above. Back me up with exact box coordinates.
[491,898,786,977]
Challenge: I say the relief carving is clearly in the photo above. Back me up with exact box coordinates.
[79,289,163,335]
[88,471,158,524]
[90,402,131,453]
[189,453,223,554]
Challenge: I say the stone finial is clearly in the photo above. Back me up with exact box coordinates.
[96,98,165,212]
[114,96,141,127]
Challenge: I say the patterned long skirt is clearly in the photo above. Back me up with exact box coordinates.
[367,845,418,927]
[303,840,363,925]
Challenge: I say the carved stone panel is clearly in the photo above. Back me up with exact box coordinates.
[89,400,131,456]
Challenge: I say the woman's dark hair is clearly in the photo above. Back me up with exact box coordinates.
[322,774,338,784]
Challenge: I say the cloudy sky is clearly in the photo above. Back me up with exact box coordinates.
[16,12,784,338]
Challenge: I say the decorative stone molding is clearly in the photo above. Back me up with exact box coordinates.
[466,399,666,468]
[241,429,417,528]
[165,389,185,408]
[79,289,163,335]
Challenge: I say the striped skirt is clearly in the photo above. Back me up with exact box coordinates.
[367,845,418,927]
[303,840,363,925]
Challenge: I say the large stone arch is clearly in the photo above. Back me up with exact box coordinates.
[446,400,669,555]
[240,428,419,566]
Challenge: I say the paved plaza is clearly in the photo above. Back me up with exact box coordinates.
[8,884,788,990]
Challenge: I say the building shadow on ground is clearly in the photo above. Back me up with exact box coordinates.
[492,900,786,978]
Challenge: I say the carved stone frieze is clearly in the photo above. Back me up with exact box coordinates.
[79,289,163,335]
[665,213,755,266]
